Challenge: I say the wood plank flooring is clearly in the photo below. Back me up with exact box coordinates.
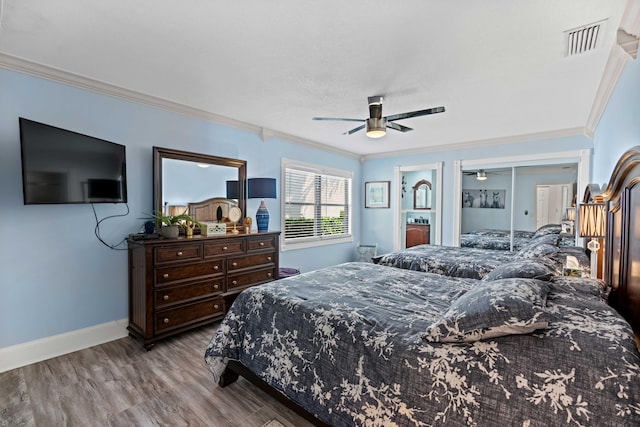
[0,324,315,426]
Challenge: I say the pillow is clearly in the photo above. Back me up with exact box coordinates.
[530,233,561,246]
[423,278,551,343]
[533,223,562,238]
[483,258,556,281]
[516,233,560,255]
[516,243,559,259]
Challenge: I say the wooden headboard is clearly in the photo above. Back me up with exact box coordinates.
[187,197,243,231]
[599,146,640,337]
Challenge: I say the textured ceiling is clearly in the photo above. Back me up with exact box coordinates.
[0,0,631,156]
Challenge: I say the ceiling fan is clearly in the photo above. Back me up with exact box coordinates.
[463,169,491,180]
[312,96,445,138]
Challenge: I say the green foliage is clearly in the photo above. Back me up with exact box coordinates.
[144,210,203,229]
[284,212,346,237]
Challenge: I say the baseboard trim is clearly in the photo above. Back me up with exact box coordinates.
[0,318,128,373]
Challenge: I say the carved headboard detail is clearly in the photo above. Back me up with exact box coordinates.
[600,146,640,338]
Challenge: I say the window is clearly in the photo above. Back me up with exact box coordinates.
[281,159,353,249]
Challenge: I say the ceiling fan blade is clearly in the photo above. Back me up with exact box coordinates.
[343,124,366,135]
[385,106,445,122]
[386,122,413,133]
[312,117,365,122]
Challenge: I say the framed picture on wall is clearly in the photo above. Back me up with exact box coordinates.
[365,181,390,208]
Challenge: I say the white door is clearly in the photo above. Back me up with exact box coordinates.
[536,186,550,229]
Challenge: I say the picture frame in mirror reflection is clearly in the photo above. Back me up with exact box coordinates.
[462,189,506,209]
[365,181,390,208]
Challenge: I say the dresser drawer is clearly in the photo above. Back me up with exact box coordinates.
[247,236,277,252]
[154,279,224,309]
[204,239,245,257]
[155,260,224,285]
[228,267,275,291]
[154,244,202,264]
[228,252,275,272]
[155,297,224,333]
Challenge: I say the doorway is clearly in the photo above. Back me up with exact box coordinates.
[393,163,442,250]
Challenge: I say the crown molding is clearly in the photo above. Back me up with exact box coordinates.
[363,127,588,161]
[0,52,360,159]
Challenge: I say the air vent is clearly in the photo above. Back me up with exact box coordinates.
[564,20,607,56]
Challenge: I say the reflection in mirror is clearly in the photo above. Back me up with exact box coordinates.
[460,164,577,240]
[413,180,432,210]
[153,147,246,227]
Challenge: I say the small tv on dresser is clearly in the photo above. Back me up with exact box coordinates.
[19,117,127,204]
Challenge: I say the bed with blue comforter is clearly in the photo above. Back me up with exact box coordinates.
[377,230,588,279]
[204,262,640,426]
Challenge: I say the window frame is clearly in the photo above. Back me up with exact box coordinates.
[280,158,353,251]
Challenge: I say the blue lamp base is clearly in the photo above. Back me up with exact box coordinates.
[255,200,270,232]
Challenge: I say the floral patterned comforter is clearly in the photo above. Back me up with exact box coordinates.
[376,244,518,279]
[205,262,640,426]
[460,234,531,250]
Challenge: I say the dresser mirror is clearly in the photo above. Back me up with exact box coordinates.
[153,147,247,226]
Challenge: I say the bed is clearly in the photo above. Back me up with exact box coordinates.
[204,146,640,426]
[374,232,586,279]
[205,262,639,426]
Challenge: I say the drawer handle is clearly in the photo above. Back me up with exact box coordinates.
[176,251,183,256]
[163,318,169,324]
[163,273,169,279]
[267,256,272,261]
[213,284,219,290]
[213,265,219,271]
[232,262,238,267]
[214,304,220,310]
[232,280,238,285]
[260,242,265,246]
[267,272,272,277]
[163,295,169,301]
[222,246,228,251]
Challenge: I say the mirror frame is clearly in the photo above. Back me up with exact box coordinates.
[153,147,247,224]
[413,179,432,210]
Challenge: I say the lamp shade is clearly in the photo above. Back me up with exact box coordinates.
[565,207,576,221]
[248,178,277,199]
[226,180,239,199]
[579,203,606,238]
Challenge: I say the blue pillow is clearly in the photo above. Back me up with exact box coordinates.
[483,258,556,281]
[423,278,551,343]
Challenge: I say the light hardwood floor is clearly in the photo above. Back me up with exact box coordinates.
[0,324,315,426]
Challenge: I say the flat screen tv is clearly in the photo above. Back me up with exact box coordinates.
[19,118,128,204]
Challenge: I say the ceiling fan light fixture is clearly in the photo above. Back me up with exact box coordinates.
[366,118,386,138]
[476,170,487,181]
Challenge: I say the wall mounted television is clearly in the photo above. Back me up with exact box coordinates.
[19,118,128,204]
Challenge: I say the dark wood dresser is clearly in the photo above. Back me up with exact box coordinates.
[406,224,430,248]
[127,231,280,349]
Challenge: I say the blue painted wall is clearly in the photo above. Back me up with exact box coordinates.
[0,68,361,348]
[593,56,640,185]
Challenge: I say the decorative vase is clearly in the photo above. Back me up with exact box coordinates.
[255,201,269,232]
[160,225,180,238]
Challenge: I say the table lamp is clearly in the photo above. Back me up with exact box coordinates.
[248,178,277,232]
[579,203,606,278]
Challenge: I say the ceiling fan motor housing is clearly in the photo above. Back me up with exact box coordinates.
[366,117,386,138]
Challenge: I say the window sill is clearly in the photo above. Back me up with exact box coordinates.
[281,236,353,251]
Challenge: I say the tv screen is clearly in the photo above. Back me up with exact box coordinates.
[19,118,128,204]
